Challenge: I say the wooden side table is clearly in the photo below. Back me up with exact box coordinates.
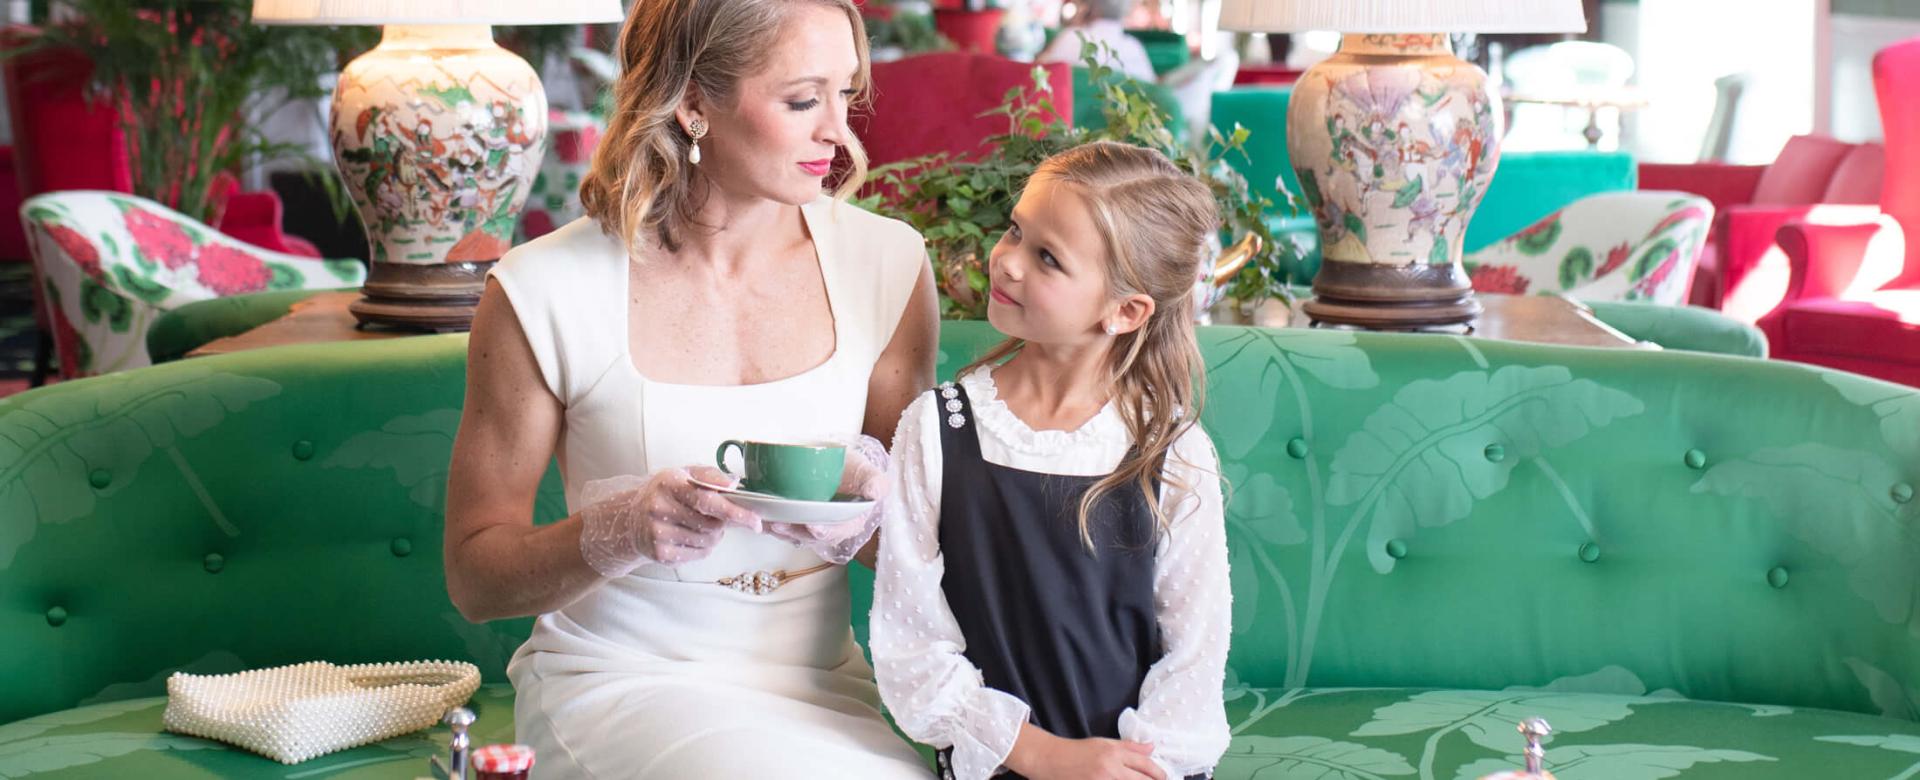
[188,290,1650,361]
[185,291,423,358]
[1212,292,1654,350]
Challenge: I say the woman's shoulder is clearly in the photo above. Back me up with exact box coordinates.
[494,218,624,275]
[806,195,925,258]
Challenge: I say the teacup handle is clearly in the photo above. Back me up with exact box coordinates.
[715,440,746,478]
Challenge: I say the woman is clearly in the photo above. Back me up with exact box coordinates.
[443,0,939,776]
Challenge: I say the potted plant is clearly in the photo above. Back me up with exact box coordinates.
[859,45,1302,320]
[5,0,373,224]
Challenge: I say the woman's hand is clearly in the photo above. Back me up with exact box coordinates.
[578,466,764,577]
[763,435,889,563]
[1005,724,1166,780]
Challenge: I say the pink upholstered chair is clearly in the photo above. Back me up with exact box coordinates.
[1763,37,1920,387]
[1640,134,1884,320]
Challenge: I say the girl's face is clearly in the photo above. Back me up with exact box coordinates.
[685,4,860,206]
[985,175,1120,345]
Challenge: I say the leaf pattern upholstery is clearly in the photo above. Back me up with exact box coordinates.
[1,321,1916,777]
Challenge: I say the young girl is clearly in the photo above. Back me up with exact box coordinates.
[872,141,1232,780]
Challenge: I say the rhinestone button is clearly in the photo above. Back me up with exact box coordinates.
[948,413,966,429]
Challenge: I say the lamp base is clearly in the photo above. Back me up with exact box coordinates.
[1304,261,1481,329]
[349,262,492,333]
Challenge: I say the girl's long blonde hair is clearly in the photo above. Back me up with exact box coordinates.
[578,0,872,255]
[964,141,1219,546]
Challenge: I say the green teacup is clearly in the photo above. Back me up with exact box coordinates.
[715,439,846,502]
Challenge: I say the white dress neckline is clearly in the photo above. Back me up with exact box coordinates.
[620,199,843,390]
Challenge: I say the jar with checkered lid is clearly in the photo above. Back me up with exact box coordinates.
[472,743,535,780]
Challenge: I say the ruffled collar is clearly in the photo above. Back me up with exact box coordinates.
[957,366,1127,456]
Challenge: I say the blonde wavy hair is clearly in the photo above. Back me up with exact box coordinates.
[963,141,1219,546]
[578,0,872,255]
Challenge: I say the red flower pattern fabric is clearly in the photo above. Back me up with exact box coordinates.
[1470,264,1531,295]
[124,207,197,269]
[194,244,273,295]
[1596,242,1632,277]
[21,191,367,379]
[42,224,103,282]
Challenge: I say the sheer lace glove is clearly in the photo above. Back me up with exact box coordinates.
[577,466,764,578]
[763,434,888,565]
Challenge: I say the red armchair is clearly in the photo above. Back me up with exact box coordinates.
[1639,134,1883,320]
[853,52,1073,169]
[1762,37,1920,387]
[1,30,318,257]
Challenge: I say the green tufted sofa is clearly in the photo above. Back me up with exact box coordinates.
[4,321,1918,778]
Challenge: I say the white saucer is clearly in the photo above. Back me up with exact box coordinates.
[690,478,875,525]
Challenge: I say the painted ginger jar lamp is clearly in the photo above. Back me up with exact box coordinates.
[252,0,624,330]
[1219,0,1586,329]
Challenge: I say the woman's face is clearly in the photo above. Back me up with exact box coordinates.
[692,4,861,207]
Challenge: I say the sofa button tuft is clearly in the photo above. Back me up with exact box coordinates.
[46,606,67,627]
[391,537,413,557]
[88,469,111,489]
[1484,443,1506,463]
[204,553,225,573]
[1767,566,1790,589]
[292,440,316,461]
[1385,539,1408,559]
[1684,449,1708,470]
[1893,483,1913,504]
[1578,542,1601,563]
[1286,438,1309,459]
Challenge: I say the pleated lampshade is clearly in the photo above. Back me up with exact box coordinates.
[1218,0,1587,34]
[251,0,625,26]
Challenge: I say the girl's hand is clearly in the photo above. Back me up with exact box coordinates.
[1006,724,1167,780]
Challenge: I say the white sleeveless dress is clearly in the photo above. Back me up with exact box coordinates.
[486,196,933,779]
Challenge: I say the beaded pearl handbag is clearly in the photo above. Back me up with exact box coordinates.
[163,660,480,764]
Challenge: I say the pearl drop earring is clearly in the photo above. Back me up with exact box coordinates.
[1105,323,1119,336]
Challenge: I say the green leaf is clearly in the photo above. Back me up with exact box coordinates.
[321,409,464,510]
[1217,735,1415,778]
[1452,745,1775,780]
[1353,689,1636,752]
[109,266,169,307]
[267,263,305,290]
[1843,657,1920,720]
[1691,443,1919,634]
[1516,218,1562,255]
[419,84,478,108]
[1559,246,1596,289]
[1815,734,1920,754]
[1343,212,1367,242]
[1295,168,1324,209]
[0,732,219,775]
[1507,666,1651,696]
[1228,466,1304,546]
[1391,176,1425,209]
[0,699,161,745]
[325,258,366,284]
[1821,373,1920,458]
[1327,366,1645,573]
[0,367,282,568]
[1630,238,1678,281]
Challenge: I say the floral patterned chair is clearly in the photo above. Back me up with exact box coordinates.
[1465,190,1714,306]
[19,191,366,379]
